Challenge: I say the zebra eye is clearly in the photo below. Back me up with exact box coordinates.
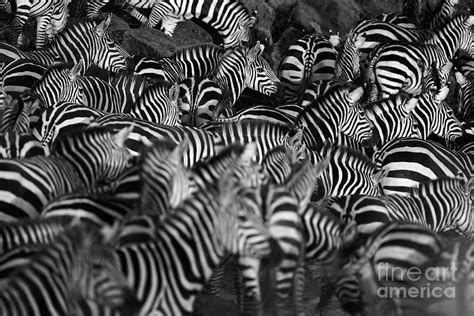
[256,67,264,72]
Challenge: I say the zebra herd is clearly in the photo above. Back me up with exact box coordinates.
[0,0,472,315]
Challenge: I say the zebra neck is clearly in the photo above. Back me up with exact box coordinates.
[157,194,227,280]
[23,49,58,66]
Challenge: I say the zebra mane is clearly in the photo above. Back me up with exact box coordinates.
[305,81,359,109]
[51,125,115,152]
[108,71,150,90]
[172,43,223,60]
[316,142,378,171]
[47,18,99,46]
[139,137,180,161]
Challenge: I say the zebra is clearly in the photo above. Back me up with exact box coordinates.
[455,68,473,122]
[278,33,337,104]
[0,0,11,14]
[0,217,71,256]
[0,131,49,158]
[138,0,257,49]
[308,142,382,204]
[328,177,473,238]
[368,15,474,98]
[0,222,141,315]
[334,35,365,83]
[11,0,70,49]
[412,85,464,142]
[374,137,474,196]
[206,120,307,164]
[421,0,459,30]
[1,94,35,134]
[454,53,474,79]
[294,83,375,148]
[364,93,420,148]
[332,222,446,316]
[139,137,191,214]
[0,125,133,221]
[41,193,133,227]
[0,58,46,97]
[0,15,130,74]
[401,0,421,26]
[31,60,85,107]
[210,41,281,115]
[87,174,276,315]
[132,43,224,82]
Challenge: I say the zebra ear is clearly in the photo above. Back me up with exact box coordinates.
[95,14,112,37]
[168,83,180,103]
[403,97,419,113]
[170,135,189,160]
[434,86,449,103]
[455,70,467,85]
[247,41,264,63]
[354,35,365,49]
[465,15,474,26]
[347,86,364,103]
[69,59,84,80]
[113,124,134,147]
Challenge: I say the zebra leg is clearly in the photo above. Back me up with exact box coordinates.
[204,264,225,295]
[11,5,31,47]
[293,260,306,316]
[35,14,52,49]
[238,257,262,315]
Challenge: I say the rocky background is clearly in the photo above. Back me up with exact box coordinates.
[70,0,474,72]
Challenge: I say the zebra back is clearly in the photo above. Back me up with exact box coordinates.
[0,131,49,158]
[0,58,46,97]
[1,95,34,134]
[90,114,220,166]
[41,192,132,227]
[208,120,307,164]
[374,138,474,196]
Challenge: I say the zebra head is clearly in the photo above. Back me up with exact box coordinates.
[92,14,130,73]
[217,175,279,259]
[66,222,140,313]
[245,42,282,98]
[284,123,307,160]
[228,10,257,49]
[429,86,464,142]
[340,86,376,145]
[32,60,86,107]
[139,136,192,214]
[51,125,134,187]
